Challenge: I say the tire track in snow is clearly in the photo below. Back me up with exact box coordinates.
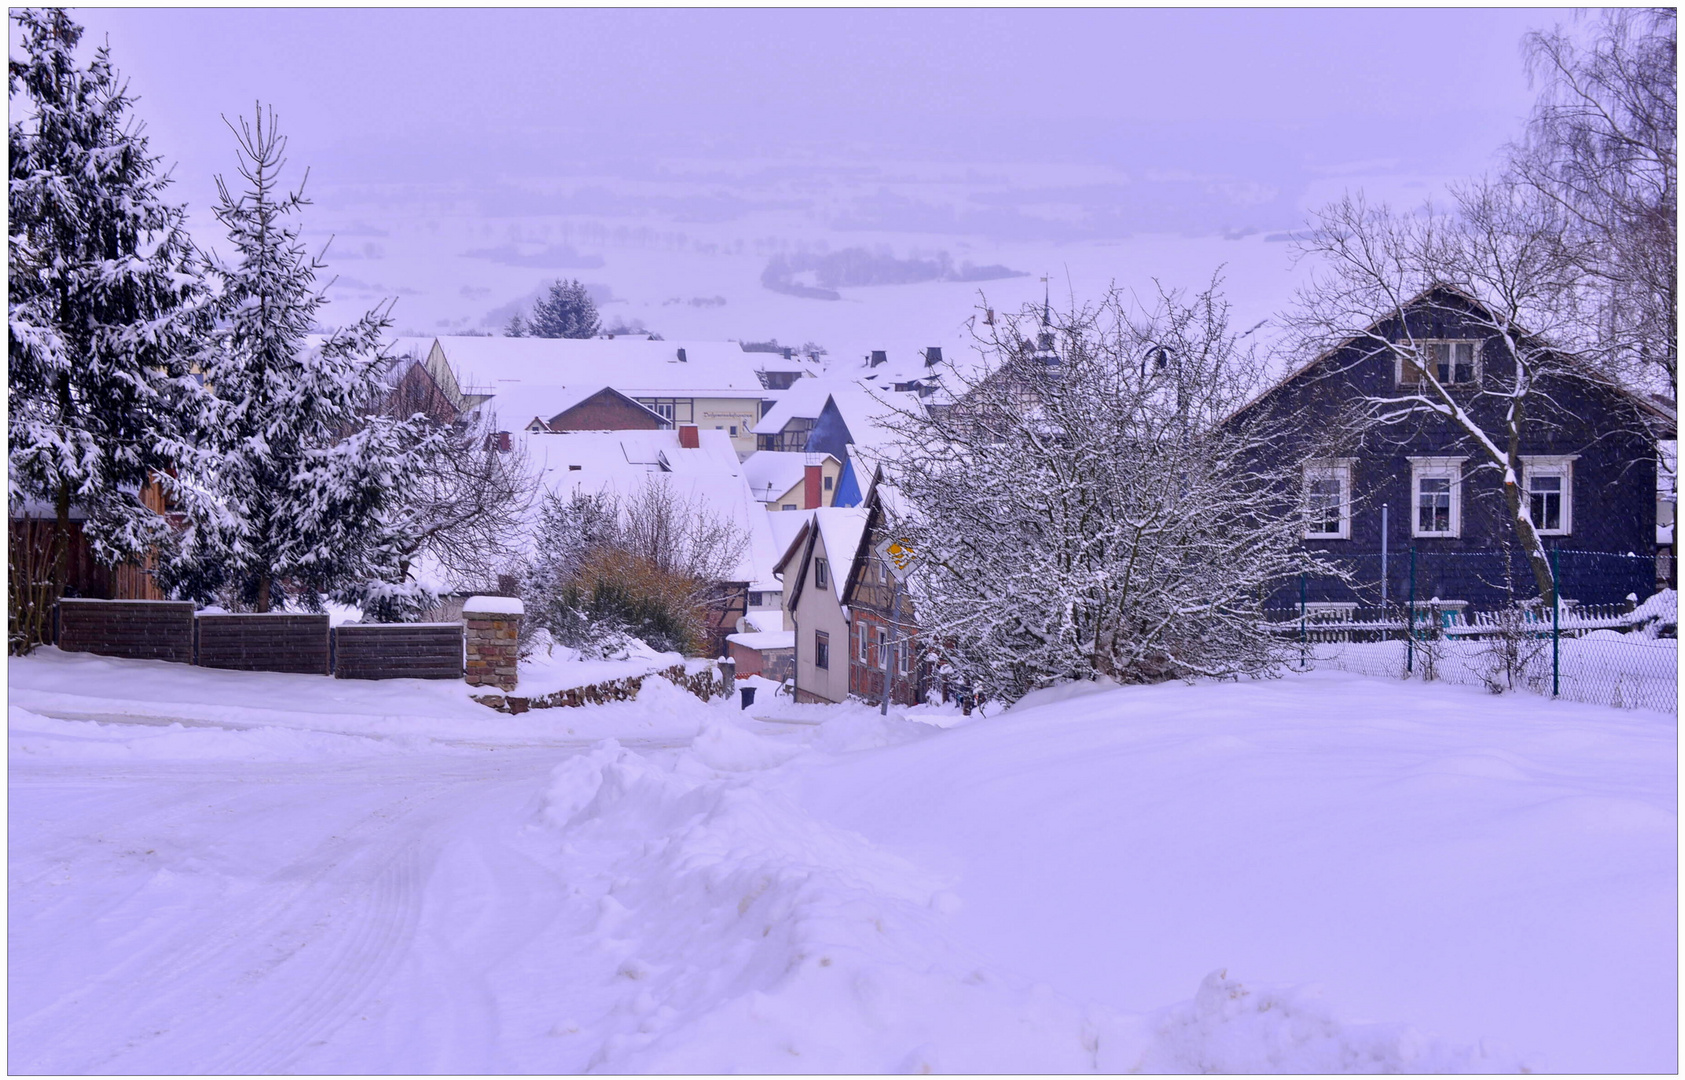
[8,754,565,1074]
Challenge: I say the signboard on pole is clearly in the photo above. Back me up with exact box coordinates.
[875,535,919,582]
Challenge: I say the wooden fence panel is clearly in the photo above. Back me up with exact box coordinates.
[55,599,195,662]
[195,613,330,675]
[332,623,464,680]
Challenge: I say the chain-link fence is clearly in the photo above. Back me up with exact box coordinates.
[1267,549,1678,714]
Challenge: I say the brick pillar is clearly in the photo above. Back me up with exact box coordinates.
[463,595,523,692]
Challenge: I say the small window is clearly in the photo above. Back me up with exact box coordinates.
[1410,458,1463,538]
[1303,463,1351,540]
[1524,456,1575,536]
[781,504,797,511]
[896,637,910,674]
[814,630,829,669]
[729,425,738,436]
[1399,340,1480,387]
[823,475,834,491]
[857,622,869,662]
[568,464,582,471]
[815,557,828,589]
[877,628,887,668]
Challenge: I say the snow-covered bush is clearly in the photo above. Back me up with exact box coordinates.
[881,277,1338,703]
[522,481,746,658]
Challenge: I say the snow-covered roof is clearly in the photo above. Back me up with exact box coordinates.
[726,629,795,651]
[753,376,840,435]
[525,428,780,588]
[741,450,838,505]
[482,383,662,431]
[423,336,767,400]
[810,507,869,604]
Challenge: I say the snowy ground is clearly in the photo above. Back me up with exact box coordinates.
[9,651,1676,1073]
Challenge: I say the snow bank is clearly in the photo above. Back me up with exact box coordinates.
[526,733,1527,1073]
[7,705,406,761]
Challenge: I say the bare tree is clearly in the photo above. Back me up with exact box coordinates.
[1509,9,1676,400]
[367,409,540,619]
[522,477,747,657]
[1289,184,1657,605]
[880,276,1333,704]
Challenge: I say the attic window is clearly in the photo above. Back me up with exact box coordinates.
[569,464,582,471]
[1398,341,1479,387]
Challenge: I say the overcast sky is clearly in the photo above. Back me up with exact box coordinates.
[21,8,1577,344]
[64,8,1556,195]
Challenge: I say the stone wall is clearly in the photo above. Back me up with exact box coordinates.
[472,660,736,714]
[463,596,522,692]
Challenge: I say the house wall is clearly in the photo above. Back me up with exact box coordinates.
[550,390,663,432]
[845,522,924,706]
[1251,301,1661,608]
[765,459,844,510]
[788,530,852,704]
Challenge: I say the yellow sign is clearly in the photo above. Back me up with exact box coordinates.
[875,535,918,581]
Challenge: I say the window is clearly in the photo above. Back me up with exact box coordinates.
[636,398,694,423]
[1409,457,1463,537]
[823,475,834,491]
[1523,455,1576,535]
[814,557,828,589]
[877,628,887,668]
[857,622,869,662]
[896,636,910,674]
[1303,462,1352,540]
[814,630,829,669]
[781,504,797,512]
[729,425,738,436]
[1398,340,1479,387]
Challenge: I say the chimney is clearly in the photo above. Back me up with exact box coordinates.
[804,461,823,508]
[924,346,943,367]
[782,346,793,360]
[678,423,700,449]
[676,347,687,362]
[870,350,887,368]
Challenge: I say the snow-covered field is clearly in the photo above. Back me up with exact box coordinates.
[9,651,1676,1073]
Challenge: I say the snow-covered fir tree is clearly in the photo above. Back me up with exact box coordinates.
[162,107,430,613]
[7,9,210,652]
[880,278,1337,703]
[523,278,601,339]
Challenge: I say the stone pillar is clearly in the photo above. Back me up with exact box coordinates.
[463,595,523,692]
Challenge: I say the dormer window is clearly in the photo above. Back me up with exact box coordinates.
[1398,341,1479,387]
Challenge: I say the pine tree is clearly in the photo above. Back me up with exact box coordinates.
[526,278,601,338]
[7,9,209,652]
[162,107,428,613]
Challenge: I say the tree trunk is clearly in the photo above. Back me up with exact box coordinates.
[256,574,272,613]
[1502,473,1557,606]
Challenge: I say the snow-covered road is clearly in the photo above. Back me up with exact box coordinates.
[8,650,1676,1073]
[11,738,587,1072]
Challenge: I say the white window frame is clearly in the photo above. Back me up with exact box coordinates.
[814,557,828,590]
[1521,454,1577,536]
[857,621,869,663]
[1409,456,1464,538]
[1395,340,1482,388]
[1303,459,1353,541]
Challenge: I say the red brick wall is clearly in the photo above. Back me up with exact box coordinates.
[552,391,662,431]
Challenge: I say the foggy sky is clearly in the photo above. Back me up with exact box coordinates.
[59,8,1555,203]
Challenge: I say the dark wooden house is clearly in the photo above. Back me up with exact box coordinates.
[1241,287,1673,610]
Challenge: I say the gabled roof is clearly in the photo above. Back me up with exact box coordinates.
[489,383,667,432]
[753,376,840,435]
[773,506,867,612]
[1233,283,1677,431]
[423,335,768,400]
[742,450,840,504]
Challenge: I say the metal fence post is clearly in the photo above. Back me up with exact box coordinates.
[1551,546,1560,698]
[1299,572,1308,670]
[1380,504,1388,608]
[1406,545,1416,675]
